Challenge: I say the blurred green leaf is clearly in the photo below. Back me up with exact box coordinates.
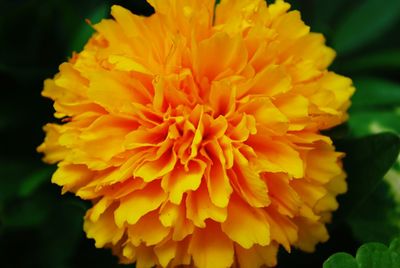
[351,78,400,110]
[323,123,350,140]
[333,0,400,54]
[39,198,86,267]
[341,50,400,72]
[70,3,109,53]
[18,167,54,197]
[2,194,51,228]
[390,238,400,252]
[347,181,400,244]
[349,112,400,137]
[323,239,400,268]
[312,0,347,34]
[0,160,35,202]
[335,133,400,218]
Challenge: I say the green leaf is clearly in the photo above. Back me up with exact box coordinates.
[335,133,400,218]
[356,242,400,268]
[2,194,52,228]
[332,0,400,54]
[349,111,400,137]
[323,239,400,268]
[0,160,35,202]
[389,238,400,253]
[312,0,347,35]
[347,181,400,244]
[339,50,400,73]
[351,78,400,110]
[324,253,358,268]
[18,167,54,198]
[69,3,109,53]
[39,198,86,267]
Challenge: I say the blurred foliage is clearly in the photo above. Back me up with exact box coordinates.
[0,0,399,267]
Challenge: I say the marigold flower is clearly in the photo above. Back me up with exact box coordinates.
[38,0,355,267]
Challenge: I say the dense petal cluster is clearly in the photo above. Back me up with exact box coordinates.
[38,0,355,267]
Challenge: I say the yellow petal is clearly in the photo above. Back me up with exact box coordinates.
[109,55,152,75]
[124,124,168,149]
[237,97,288,135]
[291,180,326,208]
[51,163,93,194]
[235,243,279,268]
[78,115,135,161]
[294,217,329,252]
[89,197,113,222]
[169,237,191,266]
[189,221,234,268]
[186,182,227,227]
[159,201,179,228]
[238,65,291,98]
[121,242,136,263]
[114,182,166,227]
[305,147,343,184]
[127,211,170,246]
[84,206,124,248]
[268,0,291,19]
[215,0,269,35]
[154,238,177,267]
[172,203,195,241]
[134,148,177,182]
[221,197,270,249]
[229,165,270,208]
[250,136,304,178]
[162,160,206,204]
[194,32,247,82]
[264,173,301,218]
[265,208,298,251]
[272,11,309,40]
[209,80,236,117]
[87,70,149,113]
[159,202,194,241]
[204,155,233,207]
[274,93,309,120]
[136,245,157,268]
[38,124,68,164]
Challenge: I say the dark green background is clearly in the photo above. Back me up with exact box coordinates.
[1,0,400,267]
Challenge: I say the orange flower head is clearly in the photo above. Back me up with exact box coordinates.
[38,0,355,267]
